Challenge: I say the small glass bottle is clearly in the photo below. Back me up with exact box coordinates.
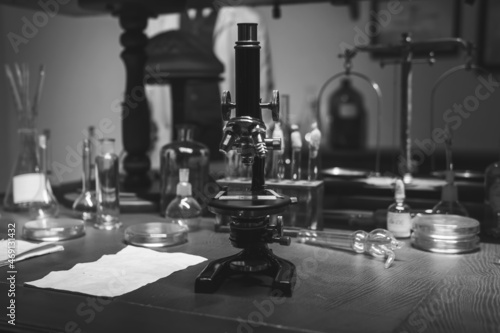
[290,124,302,180]
[432,170,468,217]
[305,121,321,181]
[165,168,202,232]
[28,133,60,219]
[387,179,412,238]
[72,139,97,222]
[95,138,121,230]
[160,125,209,216]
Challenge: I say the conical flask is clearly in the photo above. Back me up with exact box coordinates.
[4,117,44,212]
[159,125,209,216]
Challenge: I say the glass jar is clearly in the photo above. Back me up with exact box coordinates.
[159,125,210,216]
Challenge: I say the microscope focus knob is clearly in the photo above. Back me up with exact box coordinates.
[260,90,280,122]
[221,91,236,121]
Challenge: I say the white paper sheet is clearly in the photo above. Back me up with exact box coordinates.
[0,239,63,262]
[26,246,207,297]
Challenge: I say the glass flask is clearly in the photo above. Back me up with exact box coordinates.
[72,139,97,222]
[328,78,367,150]
[160,125,209,216]
[165,168,202,232]
[28,133,60,219]
[432,171,468,217]
[95,138,121,230]
[4,116,43,212]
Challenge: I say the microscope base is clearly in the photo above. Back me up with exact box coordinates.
[195,246,296,296]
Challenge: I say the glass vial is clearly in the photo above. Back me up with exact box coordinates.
[290,124,302,180]
[72,139,97,221]
[28,133,60,219]
[95,138,121,230]
[165,168,202,232]
[160,125,209,216]
[387,179,412,238]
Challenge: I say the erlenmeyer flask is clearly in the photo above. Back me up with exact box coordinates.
[4,117,44,212]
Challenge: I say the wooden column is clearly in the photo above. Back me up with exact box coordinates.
[118,7,151,190]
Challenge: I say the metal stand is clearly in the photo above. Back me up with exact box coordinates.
[356,35,472,182]
[429,58,490,176]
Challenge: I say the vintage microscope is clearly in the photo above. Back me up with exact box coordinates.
[195,23,297,296]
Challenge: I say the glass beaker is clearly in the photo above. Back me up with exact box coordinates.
[159,125,210,216]
[95,138,121,230]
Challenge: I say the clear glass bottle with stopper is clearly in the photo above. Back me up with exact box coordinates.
[165,168,202,232]
[72,139,97,221]
[95,138,121,230]
[387,179,412,238]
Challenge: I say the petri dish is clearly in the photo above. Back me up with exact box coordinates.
[412,214,480,239]
[124,222,188,248]
[23,218,85,241]
[411,214,480,254]
[411,232,479,254]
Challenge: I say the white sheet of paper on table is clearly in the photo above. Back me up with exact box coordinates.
[0,239,63,262]
[26,246,207,297]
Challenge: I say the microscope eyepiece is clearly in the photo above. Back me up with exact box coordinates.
[237,23,258,41]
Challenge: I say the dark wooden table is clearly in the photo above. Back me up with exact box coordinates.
[1,211,499,333]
